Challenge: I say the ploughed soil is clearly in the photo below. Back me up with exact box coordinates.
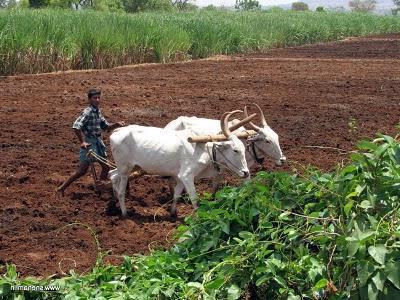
[1,34,399,278]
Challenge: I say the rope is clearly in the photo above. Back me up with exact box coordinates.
[210,144,221,172]
[248,141,265,165]
[210,145,245,175]
[86,149,148,180]
[86,149,116,169]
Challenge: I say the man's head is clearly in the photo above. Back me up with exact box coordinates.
[88,88,101,107]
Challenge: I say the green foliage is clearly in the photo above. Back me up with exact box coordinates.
[177,2,197,11]
[123,0,172,12]
[201,4,219,11]
[172,0,196,11]
[142,0,173,11]
[18,0,30,7]
[316,6,324,12]
[292,1,309,11]
[265,6,284,13]
[94,0,124,12]
[1,9,400,75]
[122,0,145,12]
[1,132,400,299]
[0,0,16,8]
[29,0,49,8]
[234,0,260,11]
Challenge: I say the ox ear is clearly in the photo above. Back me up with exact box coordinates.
[217,141,232,149]
[247,135,264,142]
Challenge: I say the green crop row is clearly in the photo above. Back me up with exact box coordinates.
[1,9,400,75]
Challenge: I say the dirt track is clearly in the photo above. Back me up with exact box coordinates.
[1,34,399,277]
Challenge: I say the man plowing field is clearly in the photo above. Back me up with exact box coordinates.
[55,90,283,218]
[56,88,125,196]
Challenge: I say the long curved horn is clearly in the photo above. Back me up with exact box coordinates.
[244,106,262,132]
[251,103,267,127]
[228,113,257,132]
[221,110,243,138]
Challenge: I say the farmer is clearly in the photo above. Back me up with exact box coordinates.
[56,88,125,195]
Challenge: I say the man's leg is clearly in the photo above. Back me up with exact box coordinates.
[56,162,90,195]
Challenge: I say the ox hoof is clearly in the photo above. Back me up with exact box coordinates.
[170,209,177,220]
[55,187,65,197]
[95,181,112,192]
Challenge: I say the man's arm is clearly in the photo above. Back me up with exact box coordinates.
[73,128,91,149]
[106,121,125,131]
[99,110,125,131]
[72,109,91,149]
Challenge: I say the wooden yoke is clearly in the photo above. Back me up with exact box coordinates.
[187,112,258,143]
[188,130,257,143]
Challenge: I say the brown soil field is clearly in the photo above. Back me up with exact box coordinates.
[1,34,399,278]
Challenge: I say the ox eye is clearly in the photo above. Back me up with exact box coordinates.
[233,149,239,153]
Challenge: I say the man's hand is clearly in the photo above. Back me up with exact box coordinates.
[107,121,126,131]
[109,121,125,130]
[80,142,91,149]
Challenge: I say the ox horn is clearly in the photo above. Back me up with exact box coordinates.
[251,103,268,127]
[228,113,257,132]
[244,103,268,131]
[221,110,243,138]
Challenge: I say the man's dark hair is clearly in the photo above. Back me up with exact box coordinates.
[88,88,101,99]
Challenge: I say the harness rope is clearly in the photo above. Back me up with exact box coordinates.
[211,144,221,173]
[86,149,116,169]
[249,141,265,164]
[208,144,246,174]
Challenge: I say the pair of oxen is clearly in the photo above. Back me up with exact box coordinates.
[108,104,286,217]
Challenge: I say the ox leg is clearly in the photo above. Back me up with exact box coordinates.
[170,181,184,218]
[111,170,130,217]
[180,176,198,211]
[117,175,129,217]
[168,177,176,197]
[211,175,223,195]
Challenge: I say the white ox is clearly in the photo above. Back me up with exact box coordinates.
[165,104,286,180]
[109,111,250,217]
